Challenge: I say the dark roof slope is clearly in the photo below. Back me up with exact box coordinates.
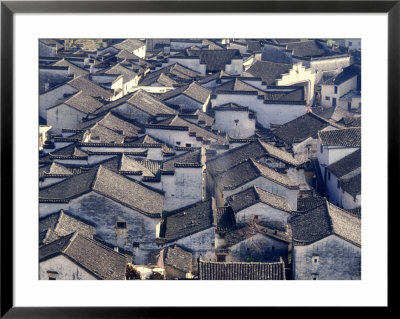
[68,75,114,100]
[323,64,360,85]
[215,159,299,191]
[162,149,202,172]
[215,206,236,232]
[162,199,215,241]
[291,201,361,246]
[226,186,292,213]
[262,45,293,64]
[199,258,285,280]
[39,210,96,245]
[164,245,193,273]
[127,90,178,116]
[286,40,328,58]
[272,112,334,144]
[160,82,211,104]
[340,173,361,198]
[39,232,127,280]
[39,165,164,217]
[326,149,361,178]
[318,128,361,147]
[246,61,292,85]
[113,39,145,52]
[186,49,243,72]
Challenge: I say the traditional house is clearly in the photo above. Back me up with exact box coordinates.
[39,165,164,263]
[317,127,361,182]
[145,115,228,150]
[271,112,342,161]
[214,222,291,264]
[39,232,128,280]
[214,158,299,210]
[324,149,361,208]
[157,199,216,260]
[159,82,211,112]
[245,60,315,104]
[225,186,294,229]
[291,200,361,280]
[198,257,286,280]
[320,64,360,108]
[108,89,178,123]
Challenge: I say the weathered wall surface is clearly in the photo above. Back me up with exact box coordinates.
[39,255,97,280]
[213,110,255,138]
[39,84,78,120]
[293,235,361,280]
[47,104,86,134]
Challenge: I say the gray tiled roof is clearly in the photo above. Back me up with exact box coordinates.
[49,143,88,158]
[39,210,96,245]
[139,63,201,86]
[113,39,145,52]
[51,91,104,114]
[272,112,334,144]
[226,186,292,213]
[48,162,73,175]
[95,112,141,137]
[186,49,243,73]
[215,159,299,191]
[120,154,155,177]
[164,245,193,273]
[39,165,164,217]
[246,60,292,85]
[322,64,359,85]
[340,173,361,198]
[69,75,114,100]
[297,195,326,212]
[318,127,361,147]
[53,58,89,78]
[291,200,361,246]
[161,199,215,241]
[286,40,328,58]
[127,89,178,116]
[85,123,125,143]
[198,258,285,280]
[326,149,361,178]
[262,45,293,64]
[104,63,138,82]
[160,82,211,104]
[39,232,128,280]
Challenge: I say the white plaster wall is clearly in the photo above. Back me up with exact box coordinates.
[169,227,215,260]
[213,110,255,138]
[235,202,292,228]
[309,56,351,84]
[225,59,244,75]
[321,76,358,107]
[212,94,305,129]
[162,167,204,212]
[276,63,316,104]
[47,104,87,134]
[39,84,79,120]
[39,42,57,57]
[39,177,67,189]
[341,191,361,209]
[145,128,200,148]
[39,255,97,280]
[293,235,361,280]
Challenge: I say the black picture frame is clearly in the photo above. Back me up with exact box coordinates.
[1,0,394,317]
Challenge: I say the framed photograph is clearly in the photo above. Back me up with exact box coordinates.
[1,0,394,317]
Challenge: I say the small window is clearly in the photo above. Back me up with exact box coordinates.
[49,277,56,280]
[349,41,353,46]
[348,102,352,111]
[47,271,58,280]
[116,221,127,229]
[312,256,319,264]
[133,242,140,248]
[312,274,318,280]
[217,255,226,262]
[328,172,331,180]
[176,141,181,145]
[325,96,330,101]
[334,86,338,94]
[186,143,192,147]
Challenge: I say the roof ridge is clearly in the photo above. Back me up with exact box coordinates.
[62,231,79,253]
